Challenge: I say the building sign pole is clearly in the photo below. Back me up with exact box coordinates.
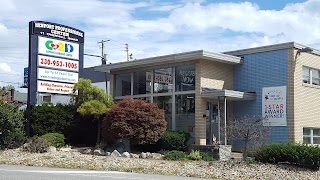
[26,21,84,136]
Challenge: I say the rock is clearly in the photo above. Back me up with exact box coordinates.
[47,146,57,153]
[122,152,130,158]
[151,153,163,160]
[105,151,111,156]
[146,152,151,158]
[93,148,105,156]
[59,147,72,152]
[111,150,121,157]
[140,152,147,159]
[82,149,92,154]
[130,153,139,158]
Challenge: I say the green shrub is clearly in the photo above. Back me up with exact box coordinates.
[160,130,190,151]
[31,104,76,136]
[254,143,320,170]
[24,137,50,153]
[200,152,215,161]
[0,102,26,149]
[188,150,202,161]
[163,150,187,161]
[41,133,65,148]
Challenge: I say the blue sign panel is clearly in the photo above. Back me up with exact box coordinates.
[24,67,28,87]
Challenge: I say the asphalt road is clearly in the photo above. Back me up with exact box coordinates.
[0,165,215,180]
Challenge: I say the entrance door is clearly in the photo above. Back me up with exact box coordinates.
[206,102,219,145]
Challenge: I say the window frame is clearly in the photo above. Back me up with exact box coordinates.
[302,66,320,86]
[303,128,320,145]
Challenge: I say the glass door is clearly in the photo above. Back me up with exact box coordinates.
[206,102,219,145]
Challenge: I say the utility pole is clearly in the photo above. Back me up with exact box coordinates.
[125,43,129,61]
[98,40,110,64]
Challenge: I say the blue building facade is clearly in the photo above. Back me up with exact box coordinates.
[233,50,289,143]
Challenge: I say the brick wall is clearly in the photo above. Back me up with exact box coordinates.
[293,50,320,143]
[195,59,233,145]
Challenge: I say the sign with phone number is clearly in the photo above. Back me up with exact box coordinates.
[37,55,79,71]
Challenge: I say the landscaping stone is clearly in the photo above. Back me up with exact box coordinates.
[146,152,151,158]
[140,152,147,159]
[105,151,111,156]
[151,153,163,160]
[111,150,121,157]
[0,148,318,179]
[82,149,92,154]
[47,146,57,153]
[93,148,105,156]
[130,153,139,158]
[122,152,130,158]
[59,147,72,152]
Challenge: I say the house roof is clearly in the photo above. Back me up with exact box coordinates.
[224,41,320,56]
[94,50,241,73]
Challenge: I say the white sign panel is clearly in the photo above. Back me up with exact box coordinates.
[38,68,78,84]
[262,86,287,126]
[38,55,79,72]
[37,80,74,95]
[38,36,79,60]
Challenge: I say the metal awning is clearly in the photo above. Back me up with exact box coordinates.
[201,88,255,101]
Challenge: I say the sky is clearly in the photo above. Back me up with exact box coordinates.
[0,0,318,91]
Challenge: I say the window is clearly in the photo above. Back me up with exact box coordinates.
[153,96,172,129]
[175,65,195,91]
[303,128,320,145]
[115,73,131,96]
[133,70,151,95]
[303,66,320,85]
[154,68,173,93]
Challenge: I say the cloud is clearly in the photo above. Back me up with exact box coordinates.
[0,63,12,73]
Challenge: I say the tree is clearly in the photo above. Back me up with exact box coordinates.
[0,102,25,149]
[71,78,113,108]
[226,116,270,160]
[77,100,109,144]
[71,78,113,144]
[101,98,167,145]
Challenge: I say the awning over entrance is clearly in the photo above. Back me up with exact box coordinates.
[201,88,256,101]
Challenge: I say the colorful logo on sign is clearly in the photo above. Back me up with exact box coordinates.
[45,40,74,53]
[38,37,79,60]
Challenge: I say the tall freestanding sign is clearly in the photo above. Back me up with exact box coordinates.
[27,21,84,135]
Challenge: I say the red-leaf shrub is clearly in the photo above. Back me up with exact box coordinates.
[101,98,167,145]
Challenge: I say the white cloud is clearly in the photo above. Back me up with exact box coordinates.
[0,63,12,73]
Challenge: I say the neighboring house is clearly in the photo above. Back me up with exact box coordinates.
[94,42,320,148]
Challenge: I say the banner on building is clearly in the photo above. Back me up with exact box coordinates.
[262,86,287,126]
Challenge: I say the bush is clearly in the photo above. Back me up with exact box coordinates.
[41,133,65,148]
[254,143,320,170]
[163,150,187,161]
[0,102,26,149]
[102,98,167,145]
[200,152,215,161]
[188,150,202,161]
[24,137,50,153]
[30,104,76,136]
[159,130,190,151]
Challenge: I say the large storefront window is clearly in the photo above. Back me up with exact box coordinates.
[154,96,172,129]
[115,73,131,96]
[154,68,173,93]
[175,65,195,91]
[176,94,195,143]
[133,71,151,95]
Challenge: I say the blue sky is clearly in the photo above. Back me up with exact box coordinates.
[0,0,318,90]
